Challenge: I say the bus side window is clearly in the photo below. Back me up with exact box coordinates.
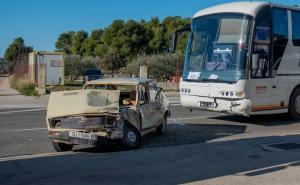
[252,45,270,78]
[252,6,271,78]
[272,9,288,75]
[292,11,300,46]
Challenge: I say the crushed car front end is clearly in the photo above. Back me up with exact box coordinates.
[48,113,124,145]
[46,89,124,146]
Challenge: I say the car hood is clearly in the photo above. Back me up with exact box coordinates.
[47,89,120,119]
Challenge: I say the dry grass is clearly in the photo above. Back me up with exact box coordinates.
[9,76,39,96]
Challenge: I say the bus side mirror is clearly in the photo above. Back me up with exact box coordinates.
[252,54,259,70]
[170,27,191,53]
[170,33,178,53]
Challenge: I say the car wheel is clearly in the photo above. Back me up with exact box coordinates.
[289,88,300,120]
[156,116,167,135]
[120,125,141,149]
[52,140,73,152]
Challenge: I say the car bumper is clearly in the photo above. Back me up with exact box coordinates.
[49,130,123,145]
[181,95,252,116]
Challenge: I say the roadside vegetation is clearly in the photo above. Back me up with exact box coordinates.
[127,53,184,81]
[4,16,190,88]
[64,55,99,81]
[46,84,82,92]
[55,16,190,59]
[0,58,10,75]
[9,76,39,96]
[55,16,190,79]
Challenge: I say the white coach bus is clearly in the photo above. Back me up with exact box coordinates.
[173,1,300,119]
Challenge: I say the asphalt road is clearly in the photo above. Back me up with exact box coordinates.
[1,105,300,184]
[0,105,230,158]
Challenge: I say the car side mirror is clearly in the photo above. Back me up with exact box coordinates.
[252,54,259,70]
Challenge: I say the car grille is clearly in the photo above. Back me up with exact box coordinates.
[50,116,116,130]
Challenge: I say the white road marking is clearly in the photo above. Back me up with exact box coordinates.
[237,161,300,176]
[169,116,212,121]
[4,128,47,132]
[0,108,47,115]
[170,103,181,106]
[0,151,76,162]
[0,105,46,108]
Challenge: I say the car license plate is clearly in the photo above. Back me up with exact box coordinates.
[69,131,97,140]
[200,101,215,108]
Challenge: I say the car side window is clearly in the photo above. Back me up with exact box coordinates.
[139,85,149,105]
[149,86,163,103]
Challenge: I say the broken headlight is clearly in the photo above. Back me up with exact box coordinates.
[49,119,62,128]
[104,117,117,128]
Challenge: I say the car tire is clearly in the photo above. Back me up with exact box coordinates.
[120,125,141,149]
[289,88,300,120]
[156,116,167,135]
[52,141,73,152]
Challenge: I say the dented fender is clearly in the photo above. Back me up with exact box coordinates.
[122,108,141,131]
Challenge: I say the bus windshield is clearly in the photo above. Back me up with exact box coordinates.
[183,14,251,83]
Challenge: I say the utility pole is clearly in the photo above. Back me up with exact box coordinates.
[176,54,180,89]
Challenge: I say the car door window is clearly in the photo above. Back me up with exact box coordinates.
[149,86,163,103]
[139,85,149,105]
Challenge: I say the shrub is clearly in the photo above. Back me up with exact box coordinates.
[10,76,39,96]
[0,58,10,74]
[126,53,184,81]
[64,55,99,81]
[100,48,125,76]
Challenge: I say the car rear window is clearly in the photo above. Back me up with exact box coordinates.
[84,84,135,92]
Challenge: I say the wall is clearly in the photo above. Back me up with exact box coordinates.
[158,82,179,92]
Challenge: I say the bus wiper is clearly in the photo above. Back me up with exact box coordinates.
[212,63,222,71]
[200,78,234,84]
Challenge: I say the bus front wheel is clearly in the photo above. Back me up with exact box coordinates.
[289,88,300,120]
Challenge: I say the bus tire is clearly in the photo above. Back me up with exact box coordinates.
[289,88,300,120]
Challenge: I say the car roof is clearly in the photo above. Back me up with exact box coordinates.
[86,77,155,85]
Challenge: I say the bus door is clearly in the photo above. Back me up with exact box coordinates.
[249,6,288,112]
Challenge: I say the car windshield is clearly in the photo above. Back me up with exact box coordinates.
[183,13,251,83]
[84,84,136,92]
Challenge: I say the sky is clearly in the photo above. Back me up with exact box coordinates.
[0,0,299,58]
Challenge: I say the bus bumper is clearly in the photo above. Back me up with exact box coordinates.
[180,95,252,116]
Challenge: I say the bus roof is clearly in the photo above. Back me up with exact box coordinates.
[193,1,300,19]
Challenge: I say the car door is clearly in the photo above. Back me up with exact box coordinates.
[139,84,160,130]
[149,86,164,123]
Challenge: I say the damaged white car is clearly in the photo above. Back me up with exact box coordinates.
[46,78,170,152]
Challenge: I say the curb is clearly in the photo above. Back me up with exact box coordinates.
[0,94,21,96]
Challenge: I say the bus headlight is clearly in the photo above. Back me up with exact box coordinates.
[219,91,245,98]
[181,88,191,94]
[235,91,245,97]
